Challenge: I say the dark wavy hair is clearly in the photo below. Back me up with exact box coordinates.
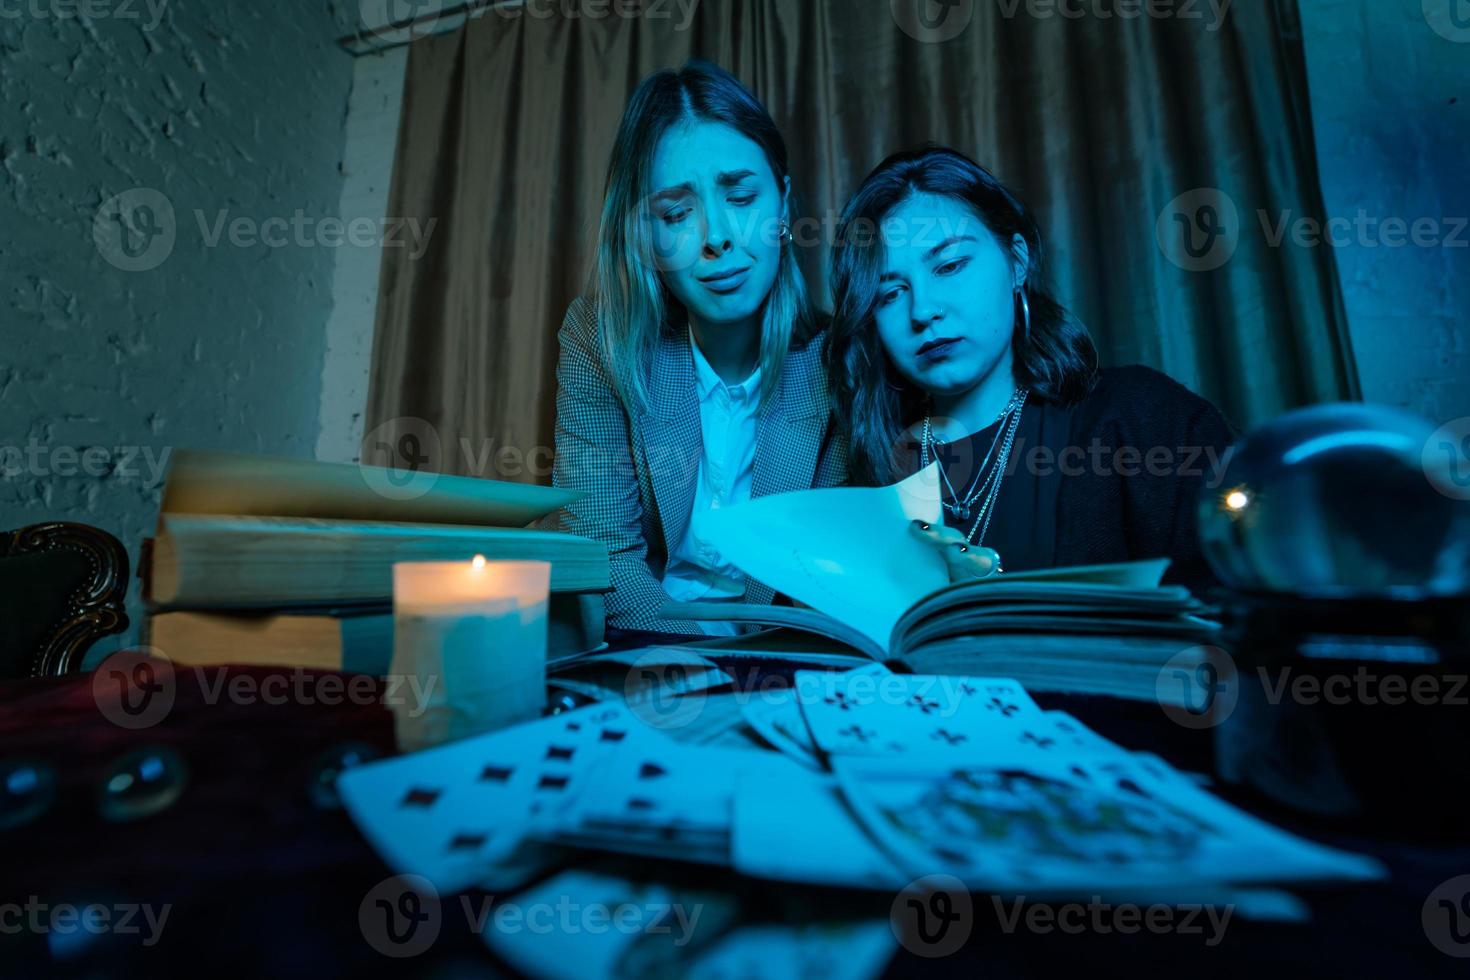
[827,146,1099,486]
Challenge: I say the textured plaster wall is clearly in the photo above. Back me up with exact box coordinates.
[0,2,355,655]
[1300,0,1470,425]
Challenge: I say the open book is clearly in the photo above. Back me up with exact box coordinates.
[660,465,1217,698]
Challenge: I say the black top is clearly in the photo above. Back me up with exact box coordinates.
[905,365,1237,594]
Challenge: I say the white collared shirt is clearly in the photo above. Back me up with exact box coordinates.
[661,329,762,632]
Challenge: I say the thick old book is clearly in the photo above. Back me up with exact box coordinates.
[142,515,609,607]
[140,449,607,607]
[144,593,606,674]
[658,465,1218,701]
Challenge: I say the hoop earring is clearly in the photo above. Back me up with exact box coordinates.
[1016,286,1031,341]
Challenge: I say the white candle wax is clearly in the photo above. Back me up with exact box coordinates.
[390,558,551,752]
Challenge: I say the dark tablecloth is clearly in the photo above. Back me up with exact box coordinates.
[1,641,1465,978]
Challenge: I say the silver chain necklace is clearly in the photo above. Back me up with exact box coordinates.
[921,388,1028,547]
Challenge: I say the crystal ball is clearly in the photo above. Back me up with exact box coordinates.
[1198,403,1470,597]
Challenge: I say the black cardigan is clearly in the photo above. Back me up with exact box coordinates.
[915,365,1237,594]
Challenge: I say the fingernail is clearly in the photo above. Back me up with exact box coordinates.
[919,522,931,531]
[956,544,968,553]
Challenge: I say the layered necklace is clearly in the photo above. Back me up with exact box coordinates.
[920,387,1029,548]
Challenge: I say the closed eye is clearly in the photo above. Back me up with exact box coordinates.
[935,256,970,276]
[728,194,756,206]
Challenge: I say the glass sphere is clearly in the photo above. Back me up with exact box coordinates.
[97,746,187,823]
[1198,403,1470,597]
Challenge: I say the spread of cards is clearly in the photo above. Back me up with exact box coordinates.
[338,662,1381,973]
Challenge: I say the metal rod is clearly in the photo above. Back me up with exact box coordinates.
[336,0,525,57]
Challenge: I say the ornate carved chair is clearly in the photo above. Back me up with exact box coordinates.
[0,522,130,678]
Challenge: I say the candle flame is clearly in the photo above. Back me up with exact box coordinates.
[471,554,487,570]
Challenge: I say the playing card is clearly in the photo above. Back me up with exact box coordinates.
[731,764,906,889]
[831,752,1382,895]
[481,867,740,980]
[684,920,895,980]
[792,670,1042,759]
[740,689,824,771]
[338,702,664,893]
[549,741,806,866]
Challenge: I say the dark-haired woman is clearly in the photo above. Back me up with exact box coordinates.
[826,146,1234,593]
[547,60,844,631]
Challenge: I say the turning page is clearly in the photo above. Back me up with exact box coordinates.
[694,463,949,652]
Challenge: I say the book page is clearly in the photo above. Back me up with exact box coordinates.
[693,464,949,653]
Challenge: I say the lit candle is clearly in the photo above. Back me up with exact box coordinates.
[390,557,551,752]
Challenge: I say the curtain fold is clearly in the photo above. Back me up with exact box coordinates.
[364,0,1358,483]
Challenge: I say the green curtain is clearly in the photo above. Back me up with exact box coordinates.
[364,0,1358,481]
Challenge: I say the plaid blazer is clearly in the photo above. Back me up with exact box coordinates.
[545,297,848,631]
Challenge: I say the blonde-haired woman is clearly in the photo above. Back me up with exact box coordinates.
[548,60,844,631]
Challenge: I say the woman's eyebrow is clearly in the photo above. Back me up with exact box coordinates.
[649,182,694,204]
[715,169,757,187]
[922,234,977,260]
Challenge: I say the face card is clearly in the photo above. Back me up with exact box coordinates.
[338,702,663,893]
[830,753,1382,894]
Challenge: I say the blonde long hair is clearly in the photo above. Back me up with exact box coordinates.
[592,59,815,415]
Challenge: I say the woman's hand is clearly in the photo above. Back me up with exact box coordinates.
[909,520,1000,583]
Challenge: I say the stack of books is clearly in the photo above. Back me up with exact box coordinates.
[138,450,608,673]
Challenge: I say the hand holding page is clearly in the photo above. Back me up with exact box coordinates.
[693,463,949,651]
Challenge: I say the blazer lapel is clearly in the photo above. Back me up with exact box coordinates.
[640,331,702,556]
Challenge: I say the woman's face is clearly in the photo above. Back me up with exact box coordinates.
[872,191,1026,400]
[646,120,788,330]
